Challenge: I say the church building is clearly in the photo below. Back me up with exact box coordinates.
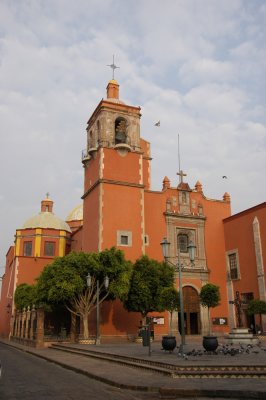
[79,78,231,338]
[1,76,264,342]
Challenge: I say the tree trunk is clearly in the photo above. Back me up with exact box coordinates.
[169,311,173,335]
[70,313,77,342]
[83,313,89,339]
[208,307,211,335]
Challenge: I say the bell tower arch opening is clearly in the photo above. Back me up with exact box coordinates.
[115,117,127,145]
[97,120,101,147]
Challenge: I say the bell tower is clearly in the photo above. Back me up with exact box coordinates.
[82,78,149,260]
[83,79,141,155]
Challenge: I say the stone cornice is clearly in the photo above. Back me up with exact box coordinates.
[164,211,206,221]
[82,179,144,199]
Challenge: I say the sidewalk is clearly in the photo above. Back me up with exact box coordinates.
[1,336,266,399]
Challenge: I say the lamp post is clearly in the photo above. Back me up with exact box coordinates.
[86,273,109,345]
[160,237,196,356]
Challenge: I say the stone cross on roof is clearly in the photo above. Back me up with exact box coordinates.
[177,170,187,184]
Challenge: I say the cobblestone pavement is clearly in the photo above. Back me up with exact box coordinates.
[1,336,266,399]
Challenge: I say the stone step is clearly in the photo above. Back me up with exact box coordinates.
[50,344,266,379]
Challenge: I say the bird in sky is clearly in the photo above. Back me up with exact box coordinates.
[154,120,160,127]
[222,176,228,179]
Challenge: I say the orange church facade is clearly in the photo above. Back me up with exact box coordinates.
[224,202,266,333]
[0,78,264,342]
[77,78,232,338]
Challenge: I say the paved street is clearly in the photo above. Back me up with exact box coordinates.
[0,343,157,400]
[1,338,266,399]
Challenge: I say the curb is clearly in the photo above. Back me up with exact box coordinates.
[159,388,266,399]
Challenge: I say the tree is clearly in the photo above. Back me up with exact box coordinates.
[159,287,180,335]
[247,299,266,332]
[124,255,174,324]
[14,283,37,310]
[36,248,132,339]
[199,283,221,335]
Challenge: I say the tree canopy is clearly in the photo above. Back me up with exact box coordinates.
[124,255,175,320]
[14,283,37,310]
[34,247,132,339]
[36,248,132,307]
[159,286,180,335]
[247,299,266,316]
[199,283,220,309]
[159,287,180,313]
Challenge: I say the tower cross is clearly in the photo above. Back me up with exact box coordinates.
[177,170,187,184]
[107,55,120,80]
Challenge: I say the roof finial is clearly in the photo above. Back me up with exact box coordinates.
[107,55,120,80]
[46,192,50,199]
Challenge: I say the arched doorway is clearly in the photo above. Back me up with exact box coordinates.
[178,286,200,335]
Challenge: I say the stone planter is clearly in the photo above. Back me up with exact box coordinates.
[162,335,177,352]
[202,335,218,352]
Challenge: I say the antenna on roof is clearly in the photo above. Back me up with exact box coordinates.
[178,134,181,180]
[176,134,187,184]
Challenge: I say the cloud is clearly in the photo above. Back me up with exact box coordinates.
[0,0,265,274]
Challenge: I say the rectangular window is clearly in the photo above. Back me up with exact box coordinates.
[23,241,32,256]
[229,253,238,279]
[44,242,55,256]
[117,230,132,247]
[120,235,128,245]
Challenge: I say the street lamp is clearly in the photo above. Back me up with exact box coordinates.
[160,237,196,356]
[86,272,109,345]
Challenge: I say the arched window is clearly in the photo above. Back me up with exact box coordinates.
[89,130,93,148]
[115,117,127,144]
[97,120,100,147]
[177,233,188,253]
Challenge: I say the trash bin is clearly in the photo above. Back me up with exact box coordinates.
[141,325,150,346]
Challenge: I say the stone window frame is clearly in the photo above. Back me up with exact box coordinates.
[117,230,132,247]
[177,233,189,253]
[226,249,241,280]
[176,228,196,255]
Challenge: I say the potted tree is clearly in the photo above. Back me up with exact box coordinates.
[199,283,221,352]
[159,287,180,351]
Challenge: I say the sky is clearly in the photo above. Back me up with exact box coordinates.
[0,0,265,275]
